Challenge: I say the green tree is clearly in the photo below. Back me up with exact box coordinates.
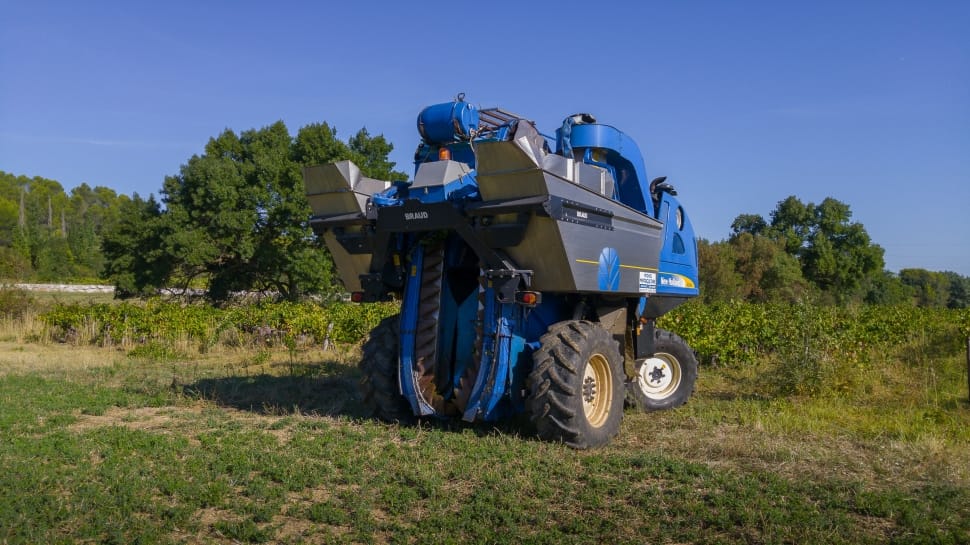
[348,128,407,181]
[66,222,103,278]
[766,196,813,255]
[159,122,333,300]
[697,235,810,303]
[11,225,31,269]
[101,194,173,297]
[293,122,348,166]
[737,234,809,302]
[103,119,404,301]
[899,268,951,308]
[0,196,17,246]
[863,270,913,305]
[942,271,969,309]
[733,196,884,302]
[0,246,31,280]
[697,239,741,302]
[33,235,76,281]
[729,213,767,237]
[1,170,129,281]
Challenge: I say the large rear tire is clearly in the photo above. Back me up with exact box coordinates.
[360,315,413,423]
[626,328,697,412]
[527,320,625,449]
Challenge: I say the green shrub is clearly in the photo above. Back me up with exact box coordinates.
[34,297,967,400]
[127,342,187,361]
[660,301,966,368]
[0,288,35,319]
[39,299,399,351]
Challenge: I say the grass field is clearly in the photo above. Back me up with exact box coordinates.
[1,329,969,544]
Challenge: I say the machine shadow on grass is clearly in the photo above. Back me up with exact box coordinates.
[179,359,366,418]
[178,359,534,441]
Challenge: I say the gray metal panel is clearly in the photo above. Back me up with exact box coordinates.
[302,159,393,292]
[558,204,663,294]
[476,138,663,295]
[476,170,554,201]
[304,160,362,194]
[497,200,661,293]
[504,216,575,292]
[323,229,369,292]
[574,161,614,197]
[411,160,472,188]
[504,207,663,294]
[511,123,547,167]
[475,140,546,191]
[356,176,392,196]
[302,160,390,218]
[541,154,574,181]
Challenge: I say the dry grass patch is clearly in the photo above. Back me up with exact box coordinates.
[70,405,206,432]
[620,413,970,491]
[616,356,970,500]
[0,341,121,376]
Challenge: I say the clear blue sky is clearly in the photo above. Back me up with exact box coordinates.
[2,1,968,274]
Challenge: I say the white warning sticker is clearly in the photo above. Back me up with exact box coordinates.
[639,271,657,294]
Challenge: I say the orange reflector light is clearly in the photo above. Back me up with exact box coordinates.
[438,147,451,161]
[350,292,364,303]
[515,291,541,306]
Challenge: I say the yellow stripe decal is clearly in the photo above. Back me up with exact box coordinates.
[619,264,659,271]
[575,259,658,272]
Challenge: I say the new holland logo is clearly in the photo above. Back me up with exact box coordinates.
[404,211,429,221]
[659,273,694,288]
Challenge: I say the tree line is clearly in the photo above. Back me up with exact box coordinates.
[2,120,968,308]
[0,171,128,281]
[1,119,403,298]
[699,196,969,308]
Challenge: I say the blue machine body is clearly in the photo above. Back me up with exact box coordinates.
[417,100,480,144]
[309,98,699,422]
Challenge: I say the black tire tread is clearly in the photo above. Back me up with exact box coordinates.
[526,320,624,449]
[359,315,413,423]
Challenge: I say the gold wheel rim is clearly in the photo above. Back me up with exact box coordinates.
[582,353,613,428]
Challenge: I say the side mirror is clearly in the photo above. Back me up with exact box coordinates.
[650,176,677,198]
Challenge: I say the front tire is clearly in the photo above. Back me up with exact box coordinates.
[626,328,698,412]
[360,315,413,423]
[527,320,625,449]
